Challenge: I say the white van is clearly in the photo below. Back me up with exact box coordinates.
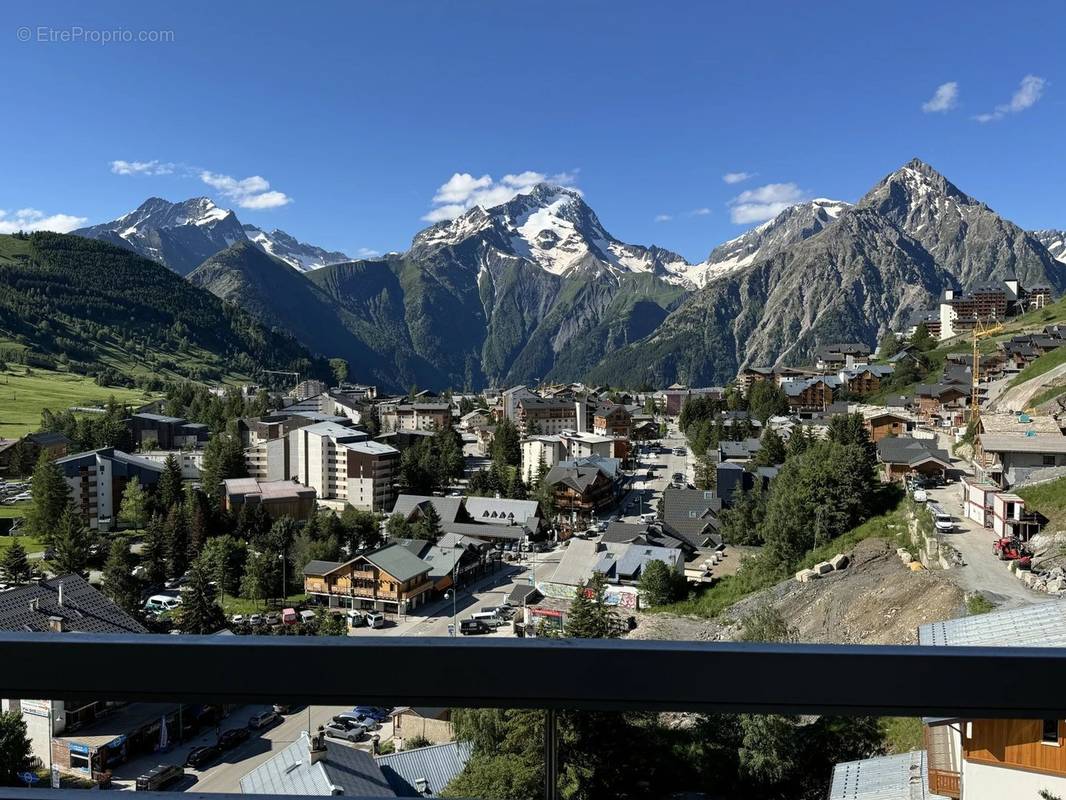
[299,609,317,624]
[365,612,385,629]
[470,611,504,628]
[144,595,182,613]
[639,512,657,524]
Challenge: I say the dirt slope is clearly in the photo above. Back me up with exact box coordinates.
[630,538,964,645]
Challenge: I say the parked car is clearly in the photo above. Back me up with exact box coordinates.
[265,612,281,626]
[249,613,263,626]
[351,706,391,722]
[281,607,299,625]
[365,612,386,629]
[273,704,293,714]
[324,721,366,742]
[332,712,380,730]
[218,727,250,749]
[248,710,281,730]
[230,614,246,625]
[346,610,365,627]
[135,764,184,791]
[913,488,928,503]
[184,744,220,769]
[460,618,491,635]
[144,595,182,613]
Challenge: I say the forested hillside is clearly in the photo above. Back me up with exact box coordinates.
[0,232,326,387]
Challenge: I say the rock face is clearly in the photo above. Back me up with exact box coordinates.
[691,198,850,287]
[1034,229,1066,265]
[588,159,1066,387]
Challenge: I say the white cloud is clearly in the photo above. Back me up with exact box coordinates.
[728,182,806,224]
[974,74,1048,122]
[722,171,755,185]
[110,159,176,176]
[654,213,673,223]
[922,81,959,113]
[0,208,88,234]
[423,169,579,221]
[199,170,292,209]
[355,247,381,258]
[689,207,712,216]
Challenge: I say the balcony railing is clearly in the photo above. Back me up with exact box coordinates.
[4,634,1066,799]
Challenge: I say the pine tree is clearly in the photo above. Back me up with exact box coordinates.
[141,514,169,587]
[157,453,185,511]
[186,490,209,561]
[164,505,190,579]
[51,510,91,575]
[564,573,619,639]
[0,540,30,584]
[412,503,442,542]
[24,451,70,547]
[0,709,33,785]
[119,477,148,530]
[102,537,140,614]
[178,558,225,634]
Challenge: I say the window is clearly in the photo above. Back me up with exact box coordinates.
[1043,719,1059,744]
[1044,455,1057,467]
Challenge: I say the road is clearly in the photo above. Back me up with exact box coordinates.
[109,704,356,793]
[614,426,690,525]
[926,431,1047,610]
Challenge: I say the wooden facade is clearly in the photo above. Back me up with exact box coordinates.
[304,556,432,611]
[865,412,911,443]
[964,718,1066,779]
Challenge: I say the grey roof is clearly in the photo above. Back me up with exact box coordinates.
[303,559,343,576]
[464,496,541,522]
[613,544,681,579]
[239,730,395,797]
[507,584,543,605]
[55,447,165,474]
[364,544,431,583]
[718,439,761,459]
[390,495,465,524]
[829,751,948,800]
[660,487,722,548]
[0,574,148,634]
[919,600,1066,648]
[133,412,185,424]
[544,463,606,492]
[376,741,472,797]
[979,433,1066,455]
[441,521,527,541]
[876,437,951,468]
[25,430,71,447]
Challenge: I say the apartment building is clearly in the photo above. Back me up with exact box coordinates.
[515,396,586,435]
[379,402,452,432]
[593,403,633,437]
[288,422,399,511]
[54,448,164,529]
[303,543,434,612]
[520,430,627,484]
[221,478,317,521]
[129,413,209,450]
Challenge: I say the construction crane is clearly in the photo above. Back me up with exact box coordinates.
[970,318,1004,427]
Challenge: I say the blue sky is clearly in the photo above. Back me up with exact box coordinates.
[2,1,1063,262]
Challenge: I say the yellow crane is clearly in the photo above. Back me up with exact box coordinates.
[970,318,1004,426]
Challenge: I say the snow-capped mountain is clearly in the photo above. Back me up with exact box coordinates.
[74,197,349,276]
[1034,230,1066,265]
[690,198,850,287]
[241,225,350,272]
[412,184,702,287]
[74,197,247,276]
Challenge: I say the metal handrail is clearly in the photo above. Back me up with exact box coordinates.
[2,632,1066,718]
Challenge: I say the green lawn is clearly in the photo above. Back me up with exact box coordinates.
[1017,476,1066,534]
[0,533,45,556]
[221,592,308,616]
[0,364,152,439]
[0,501,30,519]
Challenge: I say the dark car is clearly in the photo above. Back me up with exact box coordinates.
[460,619,491,635]
[184,744,220,769]
[135,764,184,791]
[218,727,250,750]
[351,705,391,722]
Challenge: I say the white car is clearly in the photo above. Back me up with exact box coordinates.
[912,488,928,503]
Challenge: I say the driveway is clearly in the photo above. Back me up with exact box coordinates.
[923,452,1048,611]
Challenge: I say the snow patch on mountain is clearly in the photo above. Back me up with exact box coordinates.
[1034,230,1066,265]
[242,225,350,272]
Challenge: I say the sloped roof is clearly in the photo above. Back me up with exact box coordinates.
[376,741,472,797]
[363,544,432,582]
[544,463,606,493]
[876,437,951,468]
[302,560,343,577]
[829,750,947,800]
[390,495,465,524]
[979,434,1066,454]
[464,497,541,522]
[239,731,395,797]
[918,600,1066,648]
[0,574,148,634]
